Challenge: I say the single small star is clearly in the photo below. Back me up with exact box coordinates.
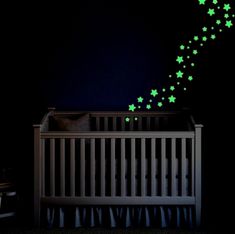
[194,36,199,41]
[138,106,141,109]
[176,70,184,78]
[211,27,214,30]
[129,104,136,112]
[216,19,221,25]
[188,76,193,81]
[213,0,218,4]
[225,20,233,28]
[224,4,231,12]
[180,45,185,50]
[162,88,166,92]
[134,117,138,121]
[183,65,186,68]
[202,36,207,41]
[168,95,176,103]
[150,89,158,97]
[183,87,187,91]
[149,99,153,103]
[170,86,175,91]
[200,43,204,47]
[169,74,172,78]
[187,56,190,59]
[137,96,144,103]
[176,56,184,64]
[158,102,163,107]
[146,104,151,110]
[125,117,130,122]
[233,15,235,18]
[224,14,229,19]
[211,34,216,40]
[162,97,165,100]
[191,63,195,67]
[202,27,207,32]
[177,82,180,85]
[189,41,192,44]
[198,0,206,5]
[219,29,223,32]
[187,46,190,49]
[193,50,198,55]
[208,9,215,16]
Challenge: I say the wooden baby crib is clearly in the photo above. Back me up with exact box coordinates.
[33,108,203,227]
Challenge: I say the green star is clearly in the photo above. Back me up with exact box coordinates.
[176,56,184,64]
[211,34,216,40]
[193,50,198,55]
[213,0,218,4]
[146,104,151,110]
[150,89,158,97]
[188,76,193,81]
[216,20,221,25]
[170,86,175,91]
[125,117,130,122]
[137,96,143,103]
[198,0,206,5]
[224,4,231,12]
[202,36,207,41]
[176,70,184,78]
[224,14,229,19]
[168,95,176,103]
[158,102,163,107]
[202,27,207,32]
[129,104,136,112]
[180,45,185,50]
[194,36,199,41]
[208,9,215,16]
[225,20,233,28]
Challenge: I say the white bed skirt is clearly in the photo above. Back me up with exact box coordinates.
[43,206,194,228]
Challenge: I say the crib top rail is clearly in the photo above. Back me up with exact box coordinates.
[34,108,202,133]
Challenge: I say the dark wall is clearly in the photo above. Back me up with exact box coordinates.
[2,0,235,231]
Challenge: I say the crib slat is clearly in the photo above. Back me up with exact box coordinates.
[141,138,146,196]
[121,117,125,131]
[90,139,95,197]
[80,139,85,197]
[104,117,108,131]
[147,117,151,130]
[138,117,142,130]
[96,117,100,131]
[112,117,117,131]
[111,139,116,196]
[121,139,126,196]
[41,139,45,197]
[70,139,75,196]
[60,139,65,197]
[161,138,166,196]
[131,138,136,196]
[50,139,55,197]
[129,118,134,131]
[171,138,177,196]
[101,139,105,196]
[181,138,187,196]
[151,138,156,196]
[191,138,195,196]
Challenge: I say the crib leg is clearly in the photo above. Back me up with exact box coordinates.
[34,125,41,227]
[195,125,203,227]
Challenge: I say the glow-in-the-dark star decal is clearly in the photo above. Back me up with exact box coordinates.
[137,96,144,103]
[126,0,234,122]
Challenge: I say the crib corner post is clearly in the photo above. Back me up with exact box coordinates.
[195,124,203,227]
[33,124,42,227]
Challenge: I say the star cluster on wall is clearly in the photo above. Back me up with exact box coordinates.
[126,0,234,122]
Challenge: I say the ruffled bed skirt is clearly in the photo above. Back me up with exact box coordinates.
[42,205,195,228]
